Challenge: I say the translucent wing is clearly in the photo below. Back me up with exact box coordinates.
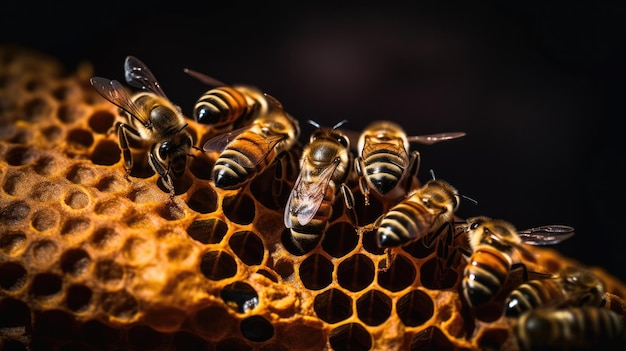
[203,125,253,153]
[183,67,228,87]
[284,157,339,227]
[406,132,466,145]
[124,56,168,98]
[518,225,575,245]
[90,77,147,124]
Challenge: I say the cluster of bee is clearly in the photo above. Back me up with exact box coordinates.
[91,56,625,351]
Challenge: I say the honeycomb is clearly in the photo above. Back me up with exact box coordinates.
[1,44,625,351]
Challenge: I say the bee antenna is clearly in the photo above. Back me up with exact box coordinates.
[461,194,479,206]
[333,119,348,129]
[307,120,321,128]
[429,169,436,180]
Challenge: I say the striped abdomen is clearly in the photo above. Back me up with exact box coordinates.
[193,87,250,127]
[376,199,436,248]
[463,245,512,307]
[515,307,625,351]
[505,278,564,317]
[213,132,277,189]
[289,182,337,252]
[362,147,406,196]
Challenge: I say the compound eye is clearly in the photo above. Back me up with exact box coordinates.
[469,222,480,230]
[158,142,170,161]
[337,136,349,148]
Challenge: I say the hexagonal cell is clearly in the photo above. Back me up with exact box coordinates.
[186,186,218,214]
[0,261,27,291]
[299,253,333,291]
[30,181,61,202]
[361,229,385,256]
[321,221,359,258]
[64,187,90,210]
[337,254,375,292]
[313,288,353,324]
[94,259,125,286]
[186,218,228,244]
[378,254,417,292]
[397,289,434,327]
[240,315,274,342]
[29,239,59,266]
[200,250,238,281]
[33,309,77,340]
[419,256,459,290]
[31,272,63,298]
[20,96,53,122]
[65,284,93,312]
[0,298,31,329]
[99,290,138,321]
[221,281,259,313]
[33,153,64,176]
[66,128,94,150]
[410,326,455,351]
[328,322,372,351]
[31,207,60,232]
[0,231,27,256]
[229,231,265,266]
[356,289,392,327]
[223,192,255,224]
[2,170,29,195]
[0,200,30,225]
[91,139,121,166]
[88,110,116,134]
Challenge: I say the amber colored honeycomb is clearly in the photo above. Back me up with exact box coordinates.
[1,45,625,351]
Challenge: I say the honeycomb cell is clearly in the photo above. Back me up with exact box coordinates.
[30,181,61,202]
[31,272,63,298]
[200,250,238,281]
[221,281,259,313]
[79,319,122,348]
[128,324,166,351]
[0,231,27,255]
[186,218,228,244]
[241,315,274,342]
[188,153,215,181]
[30,239,59,266]
[52,83,79,101]
[66,128,94,151]
[123,236,156,265]
[88,110,116,134]
[64,188,90,209]
[378,254,417,292]
[216,338,252,351]
[223,193,255,224]
[313,288,353,324]
[90,226,120,250]
[20,96,52,122]
[42,124,63,143]
[99,290,138,321]
[2,170,29,195]
[8,128,33,144]
[58,104,87,124]
[477,328,509,351]
[94,198,127,217]
[33,154,64,176]
[0,298,31,328]
[328,322,372,351]
[60,248,90,276]
[0,200,30,225]
[321,221,359,258]
[397,289,434,327]
[356,289,393,326]
[402,237,439,259]
[60,217,91,239]
[65,284,92,312]
[186,186,218,214]
[0,261,27,291]
[157,200,186,220]
[420,256,459,290]
[94,259,125,285]
[410,326,456,351]
[361,229,385,256]
[337,254,375,292]
[66,163,97,184]
[128,184,166,204]
[229,231,265,266]
[299,253,333,290]
[91,139,121,166]
[193,305,236,341]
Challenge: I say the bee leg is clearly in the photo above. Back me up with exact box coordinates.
[511,262,529,282]
[354,157,371,206]
[148,153,175,196]
[403,151,421,193]
[445,245,472,271]
[117,123,141,181]
[340,183,358,226]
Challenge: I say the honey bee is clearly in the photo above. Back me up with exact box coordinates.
[283,120,354,253]
[514,306,625,351]
[354,120,465,205]
[372,177,461,249]
[90,56,195,195]
[504,266,605,317]
[202,94,300,189]
[459,216,575,308]
[183,68,268,132]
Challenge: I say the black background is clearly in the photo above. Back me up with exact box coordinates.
[2,2,626,282]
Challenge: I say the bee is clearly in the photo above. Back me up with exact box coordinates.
[283,120,354,253]
[504,266,605,317]
[373,177,461,249]
[202,94,300,189]
[459,216,575,308]
[90,56,195,195]
[354,120,465,205]
[514,306,625,351]
[183,68,268,132]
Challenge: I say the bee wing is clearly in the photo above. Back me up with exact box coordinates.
[183,67,228,87]
[203,125,253,153]
[406,132,466,145]
[518,225,575,245]
[284,157,339,227]
[124,56,169,99]
[90,77,148,124]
